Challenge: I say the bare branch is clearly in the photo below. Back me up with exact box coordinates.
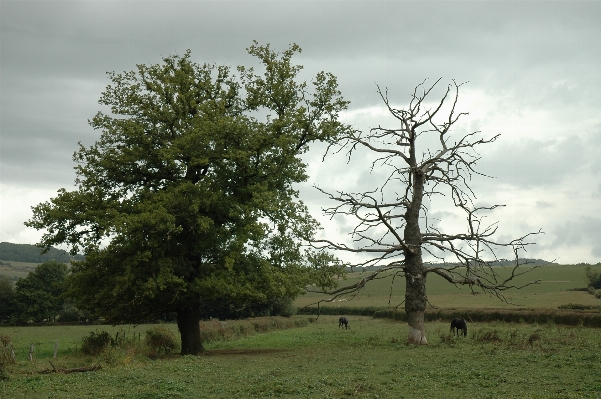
[312,79,541,344]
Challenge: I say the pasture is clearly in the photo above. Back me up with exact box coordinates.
[0,261,41,281]
[2,263,601,398]
[296,264,600,310]
[2,317,601,398]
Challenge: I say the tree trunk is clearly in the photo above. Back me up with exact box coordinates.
[404,169,428,345]
[405,253,428,345]
[177,306,204,355]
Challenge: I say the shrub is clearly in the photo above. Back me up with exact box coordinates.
[271,297,297,317]
[58,304,82,323]
[81,331,112,356]
[145,326,178,358]
[595,289,601,299]
[0,334,15,381]
[474,329,503,343]
[585,266,601,289]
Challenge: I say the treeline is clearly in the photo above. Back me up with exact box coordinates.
[297,305,601,327]
[0,260,84,324]
[0,260,297,325]
[0,242,83,263]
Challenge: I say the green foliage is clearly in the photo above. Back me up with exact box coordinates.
[199,295,297,320]
[585,266,601,289]
[11,260,68,323]
[57,302,86,322]
[0,334,15,381]
[0,242,73,263]
[144,326,179,357]
[0,276,14,323]
[26,42,349,354]
[81,331,112,356]
[558,303,601,310]
[270,296,296,317]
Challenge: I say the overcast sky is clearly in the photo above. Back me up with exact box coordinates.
[1,0,600,264]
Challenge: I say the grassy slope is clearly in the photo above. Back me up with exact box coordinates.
[2,317,600,398]
[296,264,600,309]
[0,261,41,280]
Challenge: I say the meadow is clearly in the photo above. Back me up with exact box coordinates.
[2,317,601,398]
[296,264,600,310]
[0,261,41,281]
[1,263,601,398]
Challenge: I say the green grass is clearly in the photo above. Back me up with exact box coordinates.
[0,260,40,281]
[2,316,601,398]
[296,264,600,309]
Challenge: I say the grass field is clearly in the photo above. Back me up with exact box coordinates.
[0,261,42,281]
[296,264,601,310]
[2,316,601,398]
[1,264,601,397]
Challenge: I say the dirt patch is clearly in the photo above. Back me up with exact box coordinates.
[204,348,286,356]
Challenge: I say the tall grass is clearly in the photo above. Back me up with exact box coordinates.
[199,316,309,343]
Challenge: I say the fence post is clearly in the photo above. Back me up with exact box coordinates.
[29,344,34,362]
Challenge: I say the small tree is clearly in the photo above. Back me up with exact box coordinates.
[12,260,67,323]
[0,276,15,324]
[585,266,601,290]
[315,79,540,345]
[26,43,347,355]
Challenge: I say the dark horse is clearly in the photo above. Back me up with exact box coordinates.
[450,318,468,337]
[339,317,349,330]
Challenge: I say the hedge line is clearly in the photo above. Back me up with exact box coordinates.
[296,306,385,317]
[297,306,601,327]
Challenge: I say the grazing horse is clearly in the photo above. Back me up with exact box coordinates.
[339,317,349,330]
[450,318,468,337]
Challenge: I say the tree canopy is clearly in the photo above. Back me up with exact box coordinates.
[0,276,14,324]
[26,42,349,354]
[12,260,67,323]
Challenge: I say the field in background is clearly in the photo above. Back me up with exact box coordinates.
[296,264,600,310]
[2,316,600,398]
[3,262,600,310]
[0,261,43,280]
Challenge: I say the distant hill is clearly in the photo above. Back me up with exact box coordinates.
[0,242,83,263]
[345,258,557,272]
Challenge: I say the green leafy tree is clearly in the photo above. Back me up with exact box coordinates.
[0,276,15,323]
[12,261,67,323]
[585,266,601,290]
[26,43,348,355]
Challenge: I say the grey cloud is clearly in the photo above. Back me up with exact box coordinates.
[478,135,590,188]
[551,217,601,258]
[536,201,554,209]
[2,0,601,262]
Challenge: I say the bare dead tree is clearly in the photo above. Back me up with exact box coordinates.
[312,79,541,345]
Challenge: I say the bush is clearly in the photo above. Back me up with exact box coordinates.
[145,326,178,358]
[595,290,601,299]
[271,297,297,317]
[81,331,112,356]
[585,266,601,289]
[0,334,15,381]
[58,304,83,323]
